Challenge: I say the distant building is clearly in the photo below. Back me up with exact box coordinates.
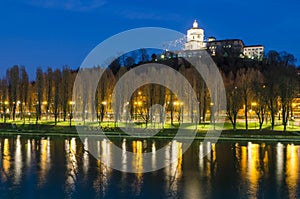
[207,39,245,57]
[185,20,206,50]
[243,45,264,60]
[183,20,264,60]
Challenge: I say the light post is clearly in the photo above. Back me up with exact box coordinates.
[251,102,257,129]
[69,101,75,127]
[4,101,8,123]
[101,101,107,123]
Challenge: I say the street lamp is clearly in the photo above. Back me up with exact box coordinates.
[69,101,75,127]
[3,101,8,123]
[101,101,107,123]
[251,102,257,129]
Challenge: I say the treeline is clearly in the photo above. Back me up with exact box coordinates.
[218,51,299,132]
[0,65,77,125]
[0,50,298,132]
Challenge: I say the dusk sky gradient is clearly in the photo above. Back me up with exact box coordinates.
[0,0,299,79]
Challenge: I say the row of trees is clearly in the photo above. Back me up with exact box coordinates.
[0,65,76,125]
[0,49,298,132]
[221,51,299,132]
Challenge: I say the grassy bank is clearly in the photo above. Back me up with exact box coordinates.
[0,121,299,143]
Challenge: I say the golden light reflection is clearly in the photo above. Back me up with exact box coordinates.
[94,139,113,197]
[211,143,216,163]
[261,143,269,172]
[26,139,31,167]
[241,145,247,177]
[122,139,127,171]
[83,138,89,176]
[199,142,204,169]
[14,135,22,184]
[93,159,109,197]
[286,144,299,199]
[39,137,51,186]
[2,139,10,181]
[165,141,183,196]
[132,140,143,195]
[247,142,260,198]
[276,142,284,186]
[101,139,111,166]
[65,138,78,194]
[152,141,156,170]
[199,142,215,177]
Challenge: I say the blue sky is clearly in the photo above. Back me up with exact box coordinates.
[0,0,299,79]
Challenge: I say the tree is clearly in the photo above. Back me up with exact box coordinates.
[0,78,8,123]
[224,72,242,131]
[36,67,44,123]
[19,66,29,123]
[53,69,61,125]
[45,68,53,118]
[252,71,267,131]
[277,56,298,132]
[61,66,71,121]
[7,65,20,120]
[236,68,256,131]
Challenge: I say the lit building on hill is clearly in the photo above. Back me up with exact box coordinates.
[207,39,245,57]
[182,20,264,60]
[243,45,264,60]
[185,20,206,50]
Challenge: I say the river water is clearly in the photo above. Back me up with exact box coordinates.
[0,135,299,199]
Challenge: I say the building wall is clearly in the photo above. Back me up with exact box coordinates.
[243,46,264,60]
[207,39,245,57]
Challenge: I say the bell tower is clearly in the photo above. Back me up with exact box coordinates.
[185,20,206,50]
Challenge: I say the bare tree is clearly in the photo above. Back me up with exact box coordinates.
[252,71,267,131]
[20,66,29,123]
[0,78,8,123]
[45,68,53,118]
[36,67,43,123]
[7,65,20,121]
[53,69,61,125]
[224,72,242,131]
[236,68,256,131]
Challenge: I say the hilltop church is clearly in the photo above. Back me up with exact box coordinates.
[184,20,264,60]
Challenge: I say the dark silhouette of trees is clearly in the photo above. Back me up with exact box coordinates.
[224,72,242,131]
[53,69,61,125]
[236,68,256,131]
[35,67,43,123]
[7,65,20,121]
[0,49,298,133]
[20,66,29,123]
[0,79,8,123]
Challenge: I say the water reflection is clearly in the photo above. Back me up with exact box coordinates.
[247,142,260,198]
[199,142,215,175]
[164,140,183,198]
[152,141,156,170]
[65,138,78,196]
[277,142,284,187]
[132,140,143,195]
[83,138,89,177]
[0,136,299,199]
[2,138,10,181]
[14,135,22,184]
[39,137,51,186]
[93,139,112,197]
[286,144,299,198]
[26,139,31,168]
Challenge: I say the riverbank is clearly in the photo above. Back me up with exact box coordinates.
[0,123,300,143]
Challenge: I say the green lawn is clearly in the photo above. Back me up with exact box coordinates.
[1,117,300,132]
